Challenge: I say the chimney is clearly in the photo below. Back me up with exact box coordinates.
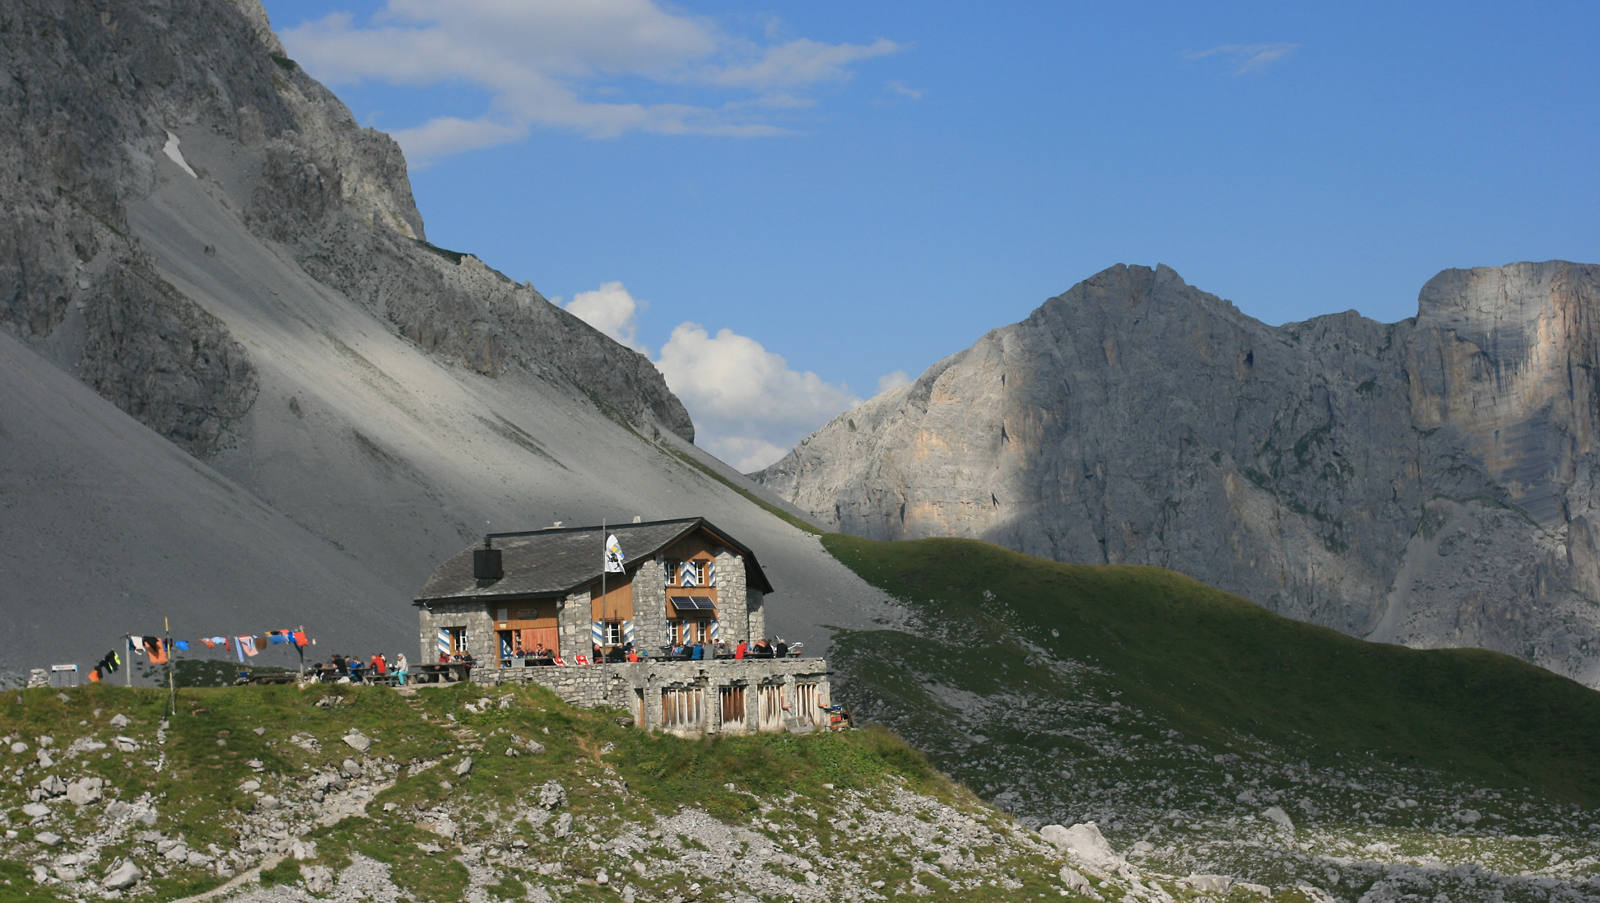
[473,535,503,581]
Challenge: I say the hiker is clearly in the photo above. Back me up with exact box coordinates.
[370,653,387,681]
[393,651,408,686]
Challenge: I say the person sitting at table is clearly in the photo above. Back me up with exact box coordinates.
[438,650,450,664]
[774,639,788,659]
[348,657,365,683]
[714,640,730,659]
[393,651,408,686]
[754,638,773,658]
[690,641,705,661]
[734,640,747,659]
[371,652,388,682]
[625,642,638,662]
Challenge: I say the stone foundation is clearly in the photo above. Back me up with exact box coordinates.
[474,658,834,736]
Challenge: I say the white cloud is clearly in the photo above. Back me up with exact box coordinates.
[555,288,857,470]
[707,37,902,89]
[1183,42,1300,75]
[876,370,912,393]
[278,2,902,160]
[655,322,858,471]
[560,281,648,353]
[885,80,924,101]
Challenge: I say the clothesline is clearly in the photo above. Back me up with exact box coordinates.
[86,626,317,683]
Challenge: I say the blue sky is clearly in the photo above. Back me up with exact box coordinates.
[260,0,1598,469]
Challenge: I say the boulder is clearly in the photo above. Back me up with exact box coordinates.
[66,777,104,806]
[1183,874,1235,893]
[102,860,142,890]
[35,831,64,847]
[1261,806,1295,833]
[454,756,473,777]
[342,730,371,752]
[1058,865,1092,893]
[1040,822,1122,872]
[109,714,130,728]
[538,780,567,810]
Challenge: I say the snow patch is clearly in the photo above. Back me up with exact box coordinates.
[162,131,197,178]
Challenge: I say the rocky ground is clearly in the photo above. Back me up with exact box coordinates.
[0,683,1336,903]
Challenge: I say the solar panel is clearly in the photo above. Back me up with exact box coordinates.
[671,596,717,611]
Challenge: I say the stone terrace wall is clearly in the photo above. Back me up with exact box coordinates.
[476,658,833,736]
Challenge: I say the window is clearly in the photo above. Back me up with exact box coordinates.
[601,620,623,646]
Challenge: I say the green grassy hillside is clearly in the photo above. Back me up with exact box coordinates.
[1,682,1093,902]
[823,533,1600,896]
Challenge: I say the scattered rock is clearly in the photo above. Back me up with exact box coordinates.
[303,864,333,895]
[22,802,50,819]
[343,730,371,752]
[36,831,64,847]
[240,779,261,793]
[113,736,141,752]
[454,756,473,777]
[596,867,609,886]
[109,714,131,728]
[554,812,573,838]
[342,758,363,777]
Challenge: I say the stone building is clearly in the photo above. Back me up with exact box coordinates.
[413,517,832,735]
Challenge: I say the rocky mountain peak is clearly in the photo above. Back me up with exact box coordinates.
[757,260,1600,686]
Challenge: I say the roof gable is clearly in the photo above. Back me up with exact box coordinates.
[414,517,774,604]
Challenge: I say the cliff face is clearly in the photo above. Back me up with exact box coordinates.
[756,262,1600,686]
[0,0,691,451]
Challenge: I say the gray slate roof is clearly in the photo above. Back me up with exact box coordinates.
[413,517,774,604]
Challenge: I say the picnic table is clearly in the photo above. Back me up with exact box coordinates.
[414,662,472,684]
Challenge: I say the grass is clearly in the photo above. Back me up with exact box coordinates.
[821,533,1600,805]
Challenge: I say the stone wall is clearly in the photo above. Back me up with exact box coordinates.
[476,658,833,736]
[556,590,591,659]
[416,600,495,665]
[634,559,669,652]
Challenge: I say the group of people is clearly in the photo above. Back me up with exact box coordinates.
[659,637,791,660]
[320,651,409,685]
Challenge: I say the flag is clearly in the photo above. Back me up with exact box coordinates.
[604,534,626,573]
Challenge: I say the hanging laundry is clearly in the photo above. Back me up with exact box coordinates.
[128,636,144,656]
[237,635,259,657]
[201,638,216,648]
[174,640,190,652]
[267,632,290,646]
[292,629,308,647]
[143,637,168,665]
[89,668,101,683]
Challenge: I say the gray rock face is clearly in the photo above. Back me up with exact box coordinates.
[0,0,689,450]
[757,262,1600,686]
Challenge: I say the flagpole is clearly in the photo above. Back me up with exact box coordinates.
[165,617,176,716]
[600,519,607,665]
[126,637,133,688]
